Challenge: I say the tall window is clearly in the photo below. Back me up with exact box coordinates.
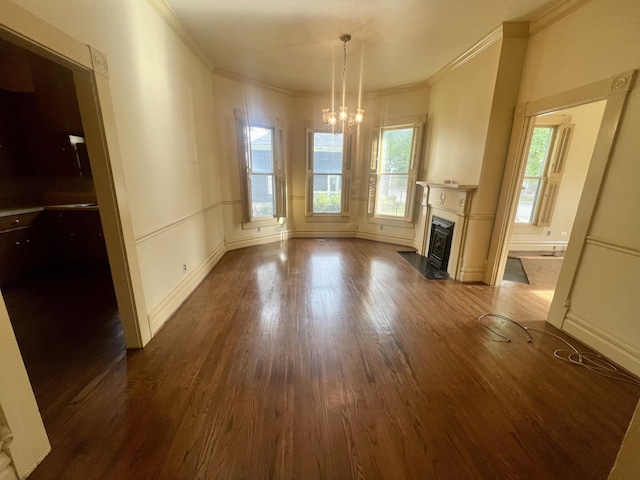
[306,131,350,215]
[515,124,573,226]
[248,126,275,218]
[516,126,555,224]
[235,110,286,223]
[368,123,422,221]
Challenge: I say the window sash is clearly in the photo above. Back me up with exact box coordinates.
[375,173,410,218]
[306,129,350,216]
[235,109,286,223]
[368,123,423,221]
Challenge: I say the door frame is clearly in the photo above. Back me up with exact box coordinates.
[485,70,636,328]
[0,2,150,348]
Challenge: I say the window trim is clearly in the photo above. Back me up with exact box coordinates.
[515,120,574,227]
[235,109,286,227]
[305,128,352,217]
[367,117,424,224]
[515,125,557,225]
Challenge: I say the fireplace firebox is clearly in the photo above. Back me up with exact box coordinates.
[427,216,455,271]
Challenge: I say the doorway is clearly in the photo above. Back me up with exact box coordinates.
[0,6,150,475]
[0,33,128,454]
[486,69,636,336]
[501,101,607,309]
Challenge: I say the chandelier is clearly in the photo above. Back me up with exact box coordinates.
[322,34,364,133]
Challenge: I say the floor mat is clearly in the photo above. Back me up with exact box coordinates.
[398,251,449,280]
[503,257,529,284]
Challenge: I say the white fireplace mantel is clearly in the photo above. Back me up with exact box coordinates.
[416,182,478,280]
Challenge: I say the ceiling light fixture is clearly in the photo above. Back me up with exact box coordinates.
[322,34,364,134]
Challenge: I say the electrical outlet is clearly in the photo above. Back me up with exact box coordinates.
[546,230,551,236]
[560,231,567,236]
[182,263,187,273]
[379,224,384,231]
[257,227,261,232]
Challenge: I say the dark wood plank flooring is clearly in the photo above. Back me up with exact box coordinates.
[5,239,639,479]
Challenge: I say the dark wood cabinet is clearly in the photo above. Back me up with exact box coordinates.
[0,207,108,287]
[44,208,108,264]
[0,209,46,286]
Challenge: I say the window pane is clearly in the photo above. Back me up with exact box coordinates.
[251,174,274,218]
[380,128,412,174]
[515,178,541,223]
[312,174,341,213]
[526,127,553,176]
[250,126,274,174]
[375,174,408,217]
[313,132,343,174]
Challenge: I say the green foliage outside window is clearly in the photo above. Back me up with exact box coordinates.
[526,127,553,176]
[313,192,341,213]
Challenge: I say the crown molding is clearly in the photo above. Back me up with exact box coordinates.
[529,0,593,35]
[145,0,214,71]
[213,68,294,96]
[365,80,431,99]
[427,25,503,87]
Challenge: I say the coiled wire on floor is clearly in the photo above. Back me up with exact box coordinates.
[477,313,640,387]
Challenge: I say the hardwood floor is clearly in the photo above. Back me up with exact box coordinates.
[6,239,639,479]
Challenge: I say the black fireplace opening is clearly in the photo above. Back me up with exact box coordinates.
[427,216,455,271]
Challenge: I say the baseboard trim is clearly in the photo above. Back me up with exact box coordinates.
[294,230,357,239]
[225,232,287,251]
[509,240,568,251]
[458,265,485,283]
[357,230,414,247]
[563,311,640,377]
[148,242,226,335]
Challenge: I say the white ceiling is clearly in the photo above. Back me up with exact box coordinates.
[164,0,557,94]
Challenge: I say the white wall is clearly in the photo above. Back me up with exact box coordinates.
[509,101,607,251]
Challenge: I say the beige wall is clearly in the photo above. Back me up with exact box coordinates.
[424,42,500,186]
[509,101,607,251]
[513,0,640,472]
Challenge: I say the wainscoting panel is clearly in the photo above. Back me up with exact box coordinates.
[563,240,640,376]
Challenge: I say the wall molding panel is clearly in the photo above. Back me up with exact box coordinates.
[563,311,640,377]
[135,203,222,244]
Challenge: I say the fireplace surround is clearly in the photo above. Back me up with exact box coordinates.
[416,182,477,280]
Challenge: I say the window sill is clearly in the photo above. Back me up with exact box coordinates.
[304,214,350,223]
[242,217,280,230]
[513,224,544,234]
[368,216,413,229]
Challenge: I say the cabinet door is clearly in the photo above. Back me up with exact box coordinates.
[0,227,42,286]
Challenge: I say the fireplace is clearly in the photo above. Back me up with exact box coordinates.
[427,216,454,270]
